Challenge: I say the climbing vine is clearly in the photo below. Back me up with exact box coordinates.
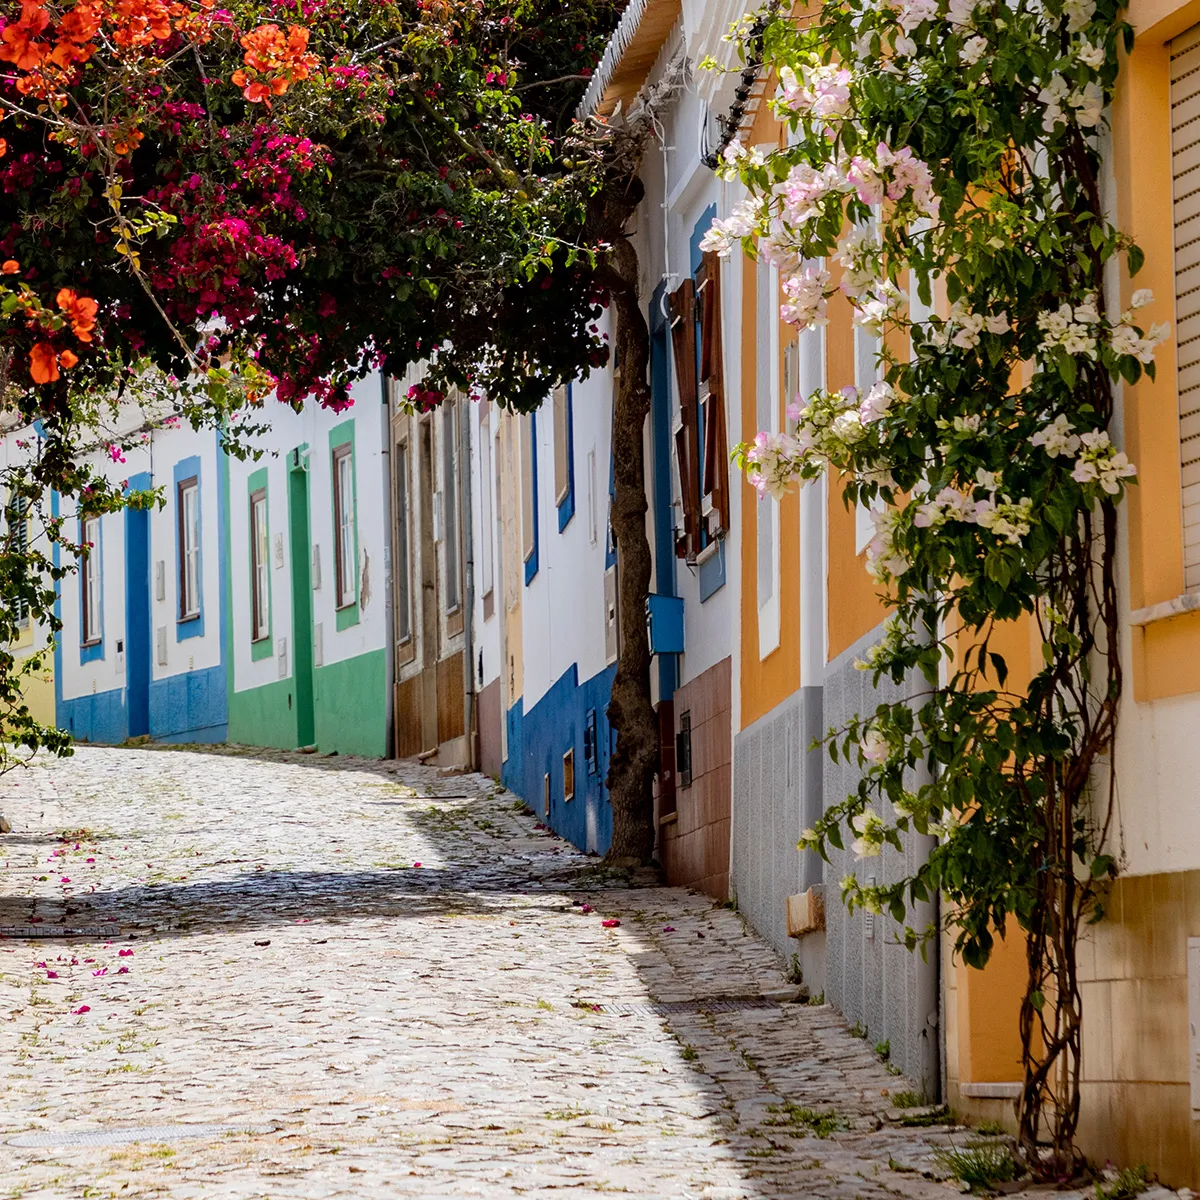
[709,0,1162,1172]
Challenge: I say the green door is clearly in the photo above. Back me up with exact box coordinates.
[288,455,316,747]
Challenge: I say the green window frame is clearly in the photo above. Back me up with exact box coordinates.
[329,419,359,631]
[248,467,273,660]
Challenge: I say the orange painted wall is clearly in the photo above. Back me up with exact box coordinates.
[737,103,803,731]
[825,271,890,661]
[1112,0,1200,700]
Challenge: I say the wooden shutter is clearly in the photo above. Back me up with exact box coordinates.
[669,279,701,559]
[699,251,730,533]
[1172,24,1200,588]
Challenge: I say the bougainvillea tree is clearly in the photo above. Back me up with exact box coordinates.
[708,0,1162,1171]
[0,1,634,774]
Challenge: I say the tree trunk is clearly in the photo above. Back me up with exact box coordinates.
[601,232,658,867]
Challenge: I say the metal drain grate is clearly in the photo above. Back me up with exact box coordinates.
[7,1123,277,1148]
[574,996,784,1017]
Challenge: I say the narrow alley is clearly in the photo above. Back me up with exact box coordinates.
[0,745,1012,1200]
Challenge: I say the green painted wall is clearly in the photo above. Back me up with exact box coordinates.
[314,647,387,757]
[228,675,299,750]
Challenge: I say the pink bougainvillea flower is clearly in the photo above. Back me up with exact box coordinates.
[118,949,133,957]
[92,968,106,976]
[72,1005,90,1014]
[45,970,58,979]
[60,876,70,883]
[117,966,129,975]
[413,862,422,868]
[601,919,620,928]
[579,904,593,914]
[663,925,676,932]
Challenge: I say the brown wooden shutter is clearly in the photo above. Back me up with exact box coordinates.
[700,251,730,533]
[669,279,701,559]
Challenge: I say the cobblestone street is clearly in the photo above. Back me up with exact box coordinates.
[0,747,1017,1198]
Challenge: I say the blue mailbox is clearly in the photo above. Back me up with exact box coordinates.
[645,593,685,655]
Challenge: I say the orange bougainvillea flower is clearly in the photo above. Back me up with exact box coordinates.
[29,343,59,384]
[233,23,317,105]
[58,349,79,369]
[1,260,18,274]
[56,288,98,341]
[0,139,7,159]
[0,0,50,71]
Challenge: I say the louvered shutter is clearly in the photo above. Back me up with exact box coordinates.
[699,251,730,534]
[1171,24,1200,588]
[669,279,701,560]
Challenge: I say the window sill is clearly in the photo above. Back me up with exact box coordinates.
[178,612,201,624]
[696,538,721,566]
[1129,591,1200,628]
[658,810,678,827]
[334,600,357,613]
[81,639,101,649]
[959,1082,1022,1100]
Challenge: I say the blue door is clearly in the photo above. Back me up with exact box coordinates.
[124,502,151,737]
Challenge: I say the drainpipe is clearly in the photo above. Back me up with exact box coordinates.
[380,375,395,759]
[460,397,476,770]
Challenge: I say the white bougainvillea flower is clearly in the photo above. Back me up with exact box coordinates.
[1031,414,1081,458]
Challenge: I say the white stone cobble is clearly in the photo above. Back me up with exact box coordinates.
[0,747,1066,1197]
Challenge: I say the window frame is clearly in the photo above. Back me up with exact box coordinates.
[332,442,356,611]
[250,487,270,644]
[177,476,201,622]
[442,398,461,615]
[81,515,101,648]
[395,435,413,645]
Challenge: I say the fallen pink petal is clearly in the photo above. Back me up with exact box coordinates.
[72,1006,90,1015]
[601,919,620,928]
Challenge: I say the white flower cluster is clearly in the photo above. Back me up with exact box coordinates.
[779,263,830,328]
[778,63,853,120]
[698,197,759,257]
[910,469,1032,544]
[1070,430,1137,494]
[850,804,886,857]
[1109,289,1170,363]
[744,429,805,501]
[930,299,1009,350]
[1036,294,1101,359]
[1030,413,1080,458]
[865,507,910,581]
[1039,74,1103,131]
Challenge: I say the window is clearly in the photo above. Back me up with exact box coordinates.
[756,257,781,657]
[1172,35,1200,588]
[676,710,693,789]
[442,399,460,612]
[396,438,412,642]
[562,747,575,802]
[479,415,495,613]
[177,478,200,620]
[7,495,29,627]
[332,444,355,609]
[250,489,269,642]
[521,412,538,582]
[81,516,100,646]
[553,384,575,529]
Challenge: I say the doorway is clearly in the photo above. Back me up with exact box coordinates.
[288,454,315,747]
[124,503,151,738]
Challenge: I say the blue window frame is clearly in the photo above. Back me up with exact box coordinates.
[554,384,575,532]
[174,455,205,641]
[79,513,104,663]
[523,412,539,585]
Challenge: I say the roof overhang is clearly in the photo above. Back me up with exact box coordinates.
[576,0,683,121]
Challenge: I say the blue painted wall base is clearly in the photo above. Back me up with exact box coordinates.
[58,664,228,745]
[503,662,617,855]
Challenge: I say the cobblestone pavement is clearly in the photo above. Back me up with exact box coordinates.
[0,747,1034,1198]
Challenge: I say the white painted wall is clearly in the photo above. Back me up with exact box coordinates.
[147,425,223,681]
[470,401,503,692]
[227,375,390,697]
[519,346,616,713]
